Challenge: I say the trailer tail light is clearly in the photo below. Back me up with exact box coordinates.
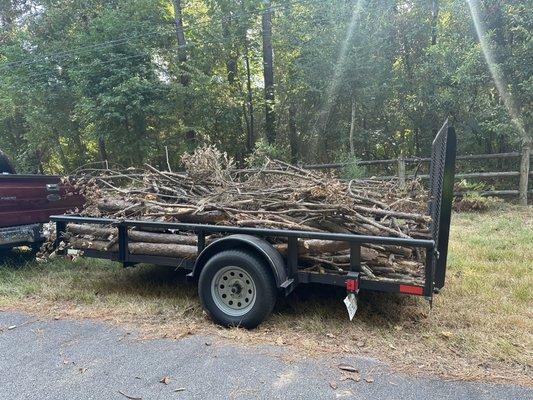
[399,284,424,295]
[346,279,358,292]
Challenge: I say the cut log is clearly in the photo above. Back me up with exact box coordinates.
[128,242,197,259]
[68,224,198,245]
[69,238,118,252]
[68,238,197,259]
[129,230,197,245]
[67,224,116,238]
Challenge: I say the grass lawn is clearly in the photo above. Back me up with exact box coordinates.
[0,205,531,384]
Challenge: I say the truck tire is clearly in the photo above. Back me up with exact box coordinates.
[0,149,16,174]
[198,249,277,329]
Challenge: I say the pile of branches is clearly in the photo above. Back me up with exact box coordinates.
[58,146,432,284]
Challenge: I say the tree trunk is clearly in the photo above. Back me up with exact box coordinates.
[431,0,439,45]
[98,135,108,163]
[222,14,237,84]
[349,99,356,156]
[171,0,196,145]
[262,1,275,144]
[244,37,255,153]
[72,133,86,165]
[288,103,298,164]
[54,132,69,172]
[171,0,189,86]
[414,127,421,156]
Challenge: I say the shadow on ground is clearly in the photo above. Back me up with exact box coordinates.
[1,248,425,328]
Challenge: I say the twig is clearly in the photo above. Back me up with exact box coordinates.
[118,390,142,400]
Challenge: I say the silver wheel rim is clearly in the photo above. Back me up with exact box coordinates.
[211,266,257,317]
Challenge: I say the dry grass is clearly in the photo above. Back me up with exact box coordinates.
[0,205,531,385]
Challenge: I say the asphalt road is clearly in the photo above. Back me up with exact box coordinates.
[0,311,530,400]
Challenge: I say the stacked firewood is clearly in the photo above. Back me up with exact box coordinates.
[58,146,432,284]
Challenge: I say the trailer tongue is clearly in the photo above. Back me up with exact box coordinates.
[50,121,456,328]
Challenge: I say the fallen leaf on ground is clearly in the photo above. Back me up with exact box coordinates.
[338,364,358,373]
[329,381,338,389]
[160,376,171,385]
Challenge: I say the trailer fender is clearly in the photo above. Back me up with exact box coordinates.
[191,234,288,289]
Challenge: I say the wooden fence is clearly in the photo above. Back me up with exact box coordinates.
[303,148,532,204]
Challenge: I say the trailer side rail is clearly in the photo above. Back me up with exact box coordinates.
[51,214,436,297]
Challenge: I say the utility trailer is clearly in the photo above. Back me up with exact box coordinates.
[50,121,456,328]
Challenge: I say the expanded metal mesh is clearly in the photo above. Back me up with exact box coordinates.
[428,120,450,244]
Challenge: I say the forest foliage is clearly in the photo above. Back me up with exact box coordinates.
[0,0,531,173]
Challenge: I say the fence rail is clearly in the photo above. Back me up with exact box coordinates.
[302,149,531,203]
[303,151,522,169]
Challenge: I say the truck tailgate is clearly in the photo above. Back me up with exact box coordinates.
[0,175,83,228]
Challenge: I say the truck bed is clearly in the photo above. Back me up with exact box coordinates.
[0,174,83,228]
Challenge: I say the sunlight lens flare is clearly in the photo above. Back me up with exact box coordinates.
[466,0,525,136]
[315,0,364,136]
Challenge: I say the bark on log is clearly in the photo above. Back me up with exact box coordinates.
[68,238,197,259]
[69,238,118,252]
[68,224,198,245]
[128,242,197,259]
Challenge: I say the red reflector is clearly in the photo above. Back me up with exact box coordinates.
[346,279,358,292]
[399,285,424,295]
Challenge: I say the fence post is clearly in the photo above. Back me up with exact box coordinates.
[519,141,530,205]
[397,156,406,189]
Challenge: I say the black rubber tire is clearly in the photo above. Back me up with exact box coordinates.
[198,249,277,329]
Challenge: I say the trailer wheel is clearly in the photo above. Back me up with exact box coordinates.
[198,249,277,329]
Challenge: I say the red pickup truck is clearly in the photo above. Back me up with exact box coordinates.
[0,150,83,251]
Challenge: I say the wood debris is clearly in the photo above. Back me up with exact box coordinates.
[54,145,432,284]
